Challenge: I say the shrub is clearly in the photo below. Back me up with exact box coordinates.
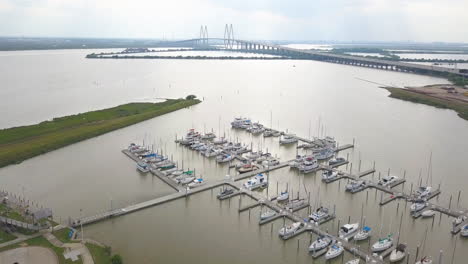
[111,254,123,264]
[186,95,197,100]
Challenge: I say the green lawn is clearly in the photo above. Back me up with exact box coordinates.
[385,87,468,121]
[0,98,200,168]
[0,229,16,243]
[0,203,30,223]
[53,227,73,243]
[86,242,112,264]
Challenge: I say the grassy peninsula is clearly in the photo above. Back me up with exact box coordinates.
[0,97,200,168]
[384,87,468,121]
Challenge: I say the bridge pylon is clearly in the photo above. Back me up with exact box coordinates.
[199,25,208,46]
[224,24,235,49]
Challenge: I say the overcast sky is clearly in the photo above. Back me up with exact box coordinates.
[1,0,467,42]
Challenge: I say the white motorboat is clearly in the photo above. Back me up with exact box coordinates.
[201,132,216,140]
[415,256,433,264]
[170,169,184,176]
[249,126,265,134]
[415,186,432,198]
[389,243,407,262]
[217,188,234,198]
[277,191,289,202]
[260,210,276,220]
[245,151,262,160]
[177,176,195,185]
[354,226,372,241]
[371,235,393,252]
[278,222,302,237]
[314,147,335,160]
[262,158,280,167]
[308,235,331,252]
[285,199,305,210]
[231,117,251,128]
[461,224,468,237]
[237,164,258,174]
[378,175,399,187]
[453,215,467,226]
[339,223,359,239]
[288,155,305,169]
[346,180,366,192]
[279,134,298,144]
[309,207,330,223]
[346,259,360,264]
[421,210,436,218]
[410,200,427,212]
[263,129,274,137]
[213,137,228,145]
[299,158,318,173]
[243,174,268,190]
[136,162,150,173]
[325,242,344,260]
[187,178,205,188]
[203,148,223,157]
[322,170,339,181]
[216,154,233,163]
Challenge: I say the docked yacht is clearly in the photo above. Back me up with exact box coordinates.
[262,158,280,167]
[216,154,234,163]
[213,137,228,145]
[202,148,222,157]
[461,224,468,237]
[201,132,216,140]
[136,162,150,173]
[325,242,344,260]
[322,170,339,182]
[410,199,427,212]
[415,256,433,264]
[339,223,359,239]
[217,188,234,198]
[346,180,366,192]
[263,129,274,137]
[237,164,258,174]
[249,125,265,135]
[415,186,432,198]
[231,118,251,128]
[260,210,277,220]
[309,207,331,223]
[188,178,205,188]
[288,155,305,169]
[278,222,303,237]
[177,176,196,185]
[389,243,407,262]
[371,235,393,252]
[245,151,262,160]
[299,158,318,173]
[285,199,305,210]
[453,215,467,226]
[378,175,399,187]
[243,174,268,190]
[314,147,335,160]
[354,226,372,241]
[328,157,346,166]
[421,210,436,218]
[279,134,298,144]
[308,235,331,252]
[277,191,289,202]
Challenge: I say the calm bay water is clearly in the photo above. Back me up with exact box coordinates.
[1,49,468,263]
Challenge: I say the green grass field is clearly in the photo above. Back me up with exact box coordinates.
[385,87,468,121]
[0,229,16,243]
[52,228,73,243]
[86,243,112,264]
[0,98,200,168]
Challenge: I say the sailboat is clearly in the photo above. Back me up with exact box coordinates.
[308,235,332,252]
[415,152,434,199]
[415,228,433,264]
[371,234,393,252]
[325,242,344,260]
[389,243,407,262]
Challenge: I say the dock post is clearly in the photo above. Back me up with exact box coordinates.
[276,182,279,197]
[366,191,369,203]
[283,215,286,231]
[337,219,341,235]
[239,196,242,210]
[432,213,435,227]
[451,236,457,264]
[350,163,353,174]
[439,212,442,225]
[378,171,381,180]
[346,153,349,170]
[380,192,383,204]
[415,245,420,262]
[449,195,453,209]
[397,202,400,214]
[388,168,390,176]
[297,239,300,252]
[358,160,361,172]
[410,183,413,196]
[407,253,410,264]
[457,190,461,207]
[348,215,351,224]
[249,208,251,220]
[271,223,273,235]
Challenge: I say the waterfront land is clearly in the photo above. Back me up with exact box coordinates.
[0,98,200,168]
[384,85,468,121]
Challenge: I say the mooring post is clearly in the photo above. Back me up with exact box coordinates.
[415,245,420,262]
[358,160,361,172]
[449,195,453,209]
[337,219,341,235]
[410,183,413,196]
[457,190,461,207]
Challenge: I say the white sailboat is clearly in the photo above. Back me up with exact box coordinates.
[372,235,393,252]
[354,226,372,241]
[339,223,359,239]
[389,243,407,262]
[278,222,302,237]
[308,235,331,252]
[260,210,276,220]
[325,242,344,260]
[277,191,289,202]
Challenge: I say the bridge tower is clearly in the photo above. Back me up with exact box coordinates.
[224,24,235,49]
[199,25,208,46]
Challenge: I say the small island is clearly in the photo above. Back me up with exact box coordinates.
[0,96,201,168]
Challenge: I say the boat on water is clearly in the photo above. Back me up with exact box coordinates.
[285,199,305,210]
[328,157,346,166]
[354,226,372,241]
[231,117,251,128]
[213,137,228,145]
[345,180,366,192]
[421,210,436,218]
[371,235,393,252]
[322,170,339,181]
[415,186,432,199]
[308,235,331,252]
[262,158,280,167]
[299,158,318,173]
[410,199,427,212]
[415,256,433,264]
[339,223,359,239]
[345,259,360,264]
[278,222,303,237]
[277,191,289,202]
[389,243,407,262]
[288,155,305,169]
[255,153,271,163]
[378,175,399,187]
[169,169,184,176]
[217,188,234,198]
[309,207,331,223]
[201,132,216,140]
[325,242,344,260]
[279,134,298,144]
[216,154,233,163]
[243,174,268,190]
[260,210,276,220]
[461,224,468,237]
[249,125,265,134]
[238,164,259,174]
[188,178,205,188]
[177,176,196,185]
[263,129,274,137]
[453,215,467,226]
[314,147,335,160]
[136,162,150,173]
[203,148,223,157]
[245,151,262,160]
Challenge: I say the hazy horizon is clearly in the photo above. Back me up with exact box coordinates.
[1,0,467,43]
